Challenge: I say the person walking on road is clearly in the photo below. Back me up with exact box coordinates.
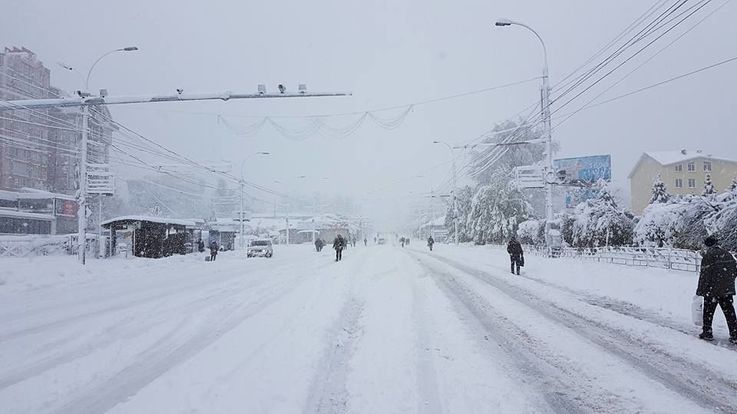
[696,236,737,343]
[333,234,346,262]
[427,236,434,251]
[507,236,524,275]
[364,237,367,246]
[209,240,219,262]
[315,238,324,252]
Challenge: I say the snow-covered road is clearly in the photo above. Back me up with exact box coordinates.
[2,244,737,413]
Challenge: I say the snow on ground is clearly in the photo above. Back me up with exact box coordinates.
[1,243,736,413]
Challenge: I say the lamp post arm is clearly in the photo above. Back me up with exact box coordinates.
[508,21,548,76]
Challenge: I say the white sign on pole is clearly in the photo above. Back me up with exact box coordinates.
[512,166,545,189]
[85,207,93,218]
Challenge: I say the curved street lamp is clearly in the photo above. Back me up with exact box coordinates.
[85,47,139,91]
[495,18,554,255]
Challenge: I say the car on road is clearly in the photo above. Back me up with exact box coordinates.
[247,239,273,258]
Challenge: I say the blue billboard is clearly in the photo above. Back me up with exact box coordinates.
[554,155,611,186]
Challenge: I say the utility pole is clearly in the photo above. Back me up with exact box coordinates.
[77,103,89,264]
[240,181,245,249]
[433,140,459,245]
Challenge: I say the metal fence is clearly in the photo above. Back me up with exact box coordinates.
[0,234,104,258]
[521,244,705,273]
[0,235,74,258]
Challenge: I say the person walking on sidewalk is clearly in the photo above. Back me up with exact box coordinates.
[507,236,524,275]
[333,234,346,262]
[697,236,737,343]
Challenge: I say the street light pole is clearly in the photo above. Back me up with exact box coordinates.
[495,19,554,255]
[433,140,458,245]
[78,46,138,264]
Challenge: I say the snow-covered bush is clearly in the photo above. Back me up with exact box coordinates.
[517,219,544,245]
[633,201,684,247]
[569,181,634,248]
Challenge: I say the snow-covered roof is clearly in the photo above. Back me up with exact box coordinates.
[101,215,196,227]
[645,150,733,165]
[0,189,76,201]
[628,150,737,178]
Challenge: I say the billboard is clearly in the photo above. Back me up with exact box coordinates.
[554,155,611,186]
[54,199,79,218]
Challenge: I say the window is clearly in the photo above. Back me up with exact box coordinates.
[675,178,683,188]
[688,178,696,188]
[688,162,695,172]
[704,161,712,172]
[675,164,683,172]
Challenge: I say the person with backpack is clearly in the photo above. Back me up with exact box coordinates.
[507,236,524,275]
[697,236,737,343]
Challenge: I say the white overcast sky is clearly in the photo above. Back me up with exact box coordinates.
[2,0,737,228]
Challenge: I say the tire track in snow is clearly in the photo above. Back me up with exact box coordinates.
[0,258,300,343]
[0,274,281,390]
[53,260,334,414]
[411,278,444,414]
[410,253,600,414]
[420,252,737,413]
[303,298,364,414]
[449,255,708,341]
[302,249,374,414]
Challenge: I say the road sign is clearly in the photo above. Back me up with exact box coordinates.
[554,155,611,186]
[512,166,545,188]
[85,207,93,218]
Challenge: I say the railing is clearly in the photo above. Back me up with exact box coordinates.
[0,234,74,257]
[520,244,705,273]
[0,234,106,258]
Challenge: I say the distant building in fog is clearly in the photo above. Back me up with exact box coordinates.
[0,46,115,195]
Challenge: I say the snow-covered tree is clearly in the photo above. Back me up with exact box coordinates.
[467,180,533,245]
[649,175,670,204]
[703,174,716,196]
[569,180,634,247]
[444,186,474,242]
[730,175,737,192]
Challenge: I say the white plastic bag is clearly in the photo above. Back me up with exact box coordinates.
[692,295,703,326]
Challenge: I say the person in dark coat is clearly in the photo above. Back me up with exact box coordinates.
[333,234,345,262]
[696,236,737,342]
[427,236,434,251]
[197,239,205,253]
[209,240,219,261]
[315,238,324,252]
[507,236,524,275]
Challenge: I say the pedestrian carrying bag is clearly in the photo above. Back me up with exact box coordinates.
[520,255,525,267]
[691,295,703,326]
